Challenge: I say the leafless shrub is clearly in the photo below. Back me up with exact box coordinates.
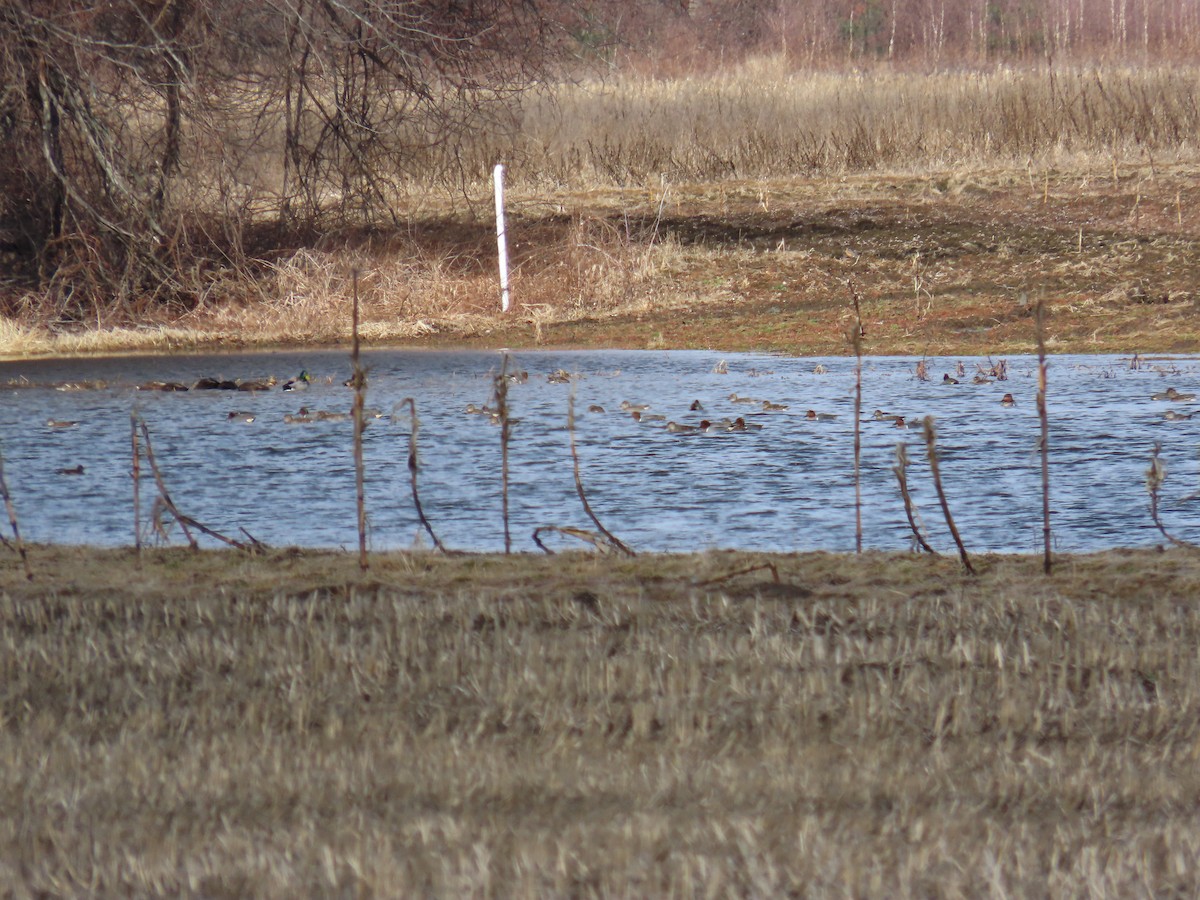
[893,443,938,555]
[566,387,634,556]
[1146,444,1196,548]
[922,416,975,575]
[393,397,448,554]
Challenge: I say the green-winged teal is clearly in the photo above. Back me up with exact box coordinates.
[1152,387,1196,401]
[1000,393,1016,407]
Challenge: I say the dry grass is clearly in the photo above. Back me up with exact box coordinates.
[4,63,1200,358]
[2,545,1200,895]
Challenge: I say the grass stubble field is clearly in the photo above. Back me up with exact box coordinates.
[4,63,1200,896]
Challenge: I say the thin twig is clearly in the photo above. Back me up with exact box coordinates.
[893,443,938,555]
[131,410,141,554]
[694,562,780,587]
[1035,297,1053,574]
[922,416,975,575]
[494,354,512,554]
[138,417,256,551]
[0,443,33,580]
[850,281,864,554]
[394,398,448,553]
[532,525,617,555]
[351,268,368,570]
[568,387,635,556]
[1146,444,1196,548]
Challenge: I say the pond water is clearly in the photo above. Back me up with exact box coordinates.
[1,349,1198,554]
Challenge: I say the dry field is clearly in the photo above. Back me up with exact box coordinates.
[2,545,1200,895]
[3,63,1200,359]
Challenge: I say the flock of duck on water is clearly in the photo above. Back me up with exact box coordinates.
[34,357,1200,437]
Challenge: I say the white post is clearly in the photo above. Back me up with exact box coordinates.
[493,163,510,313]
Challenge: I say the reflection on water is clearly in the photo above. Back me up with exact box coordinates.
[1,349,1198,554]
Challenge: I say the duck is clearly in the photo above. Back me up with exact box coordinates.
[729,417,763,432]
[465,403,494,415]
[283,411,314,424]
[45,419,79,428]
[631,411,666,423]
[315,410,350,422]
[194,377,239,390]
[666,421,699,434]
[729,393,759,405]
[138,381,189,392]
[1152,387,1196,401]
[620,400,650,412]
[1000,393,1016,407]
[689,399,705,412]
[547,369,572,384]
[587,404,606,414]
[282,370,312,392]
[893,416,922,428]
[943,374,960,385]
[972,375,993,384]
[762,400,789,411]
[872,409,899,421]
[806,410,838,421]
[226,411,256,423]
[237,376,276,392]
[1163,409,1193,421]
[57,465,85,476]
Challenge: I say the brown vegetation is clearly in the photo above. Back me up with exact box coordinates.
[2,545,1199,894]
[4,61,1199,358]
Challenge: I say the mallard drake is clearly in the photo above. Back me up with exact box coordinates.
[227,411,256,423]
[806,410,838,421]
[1152,387,1196,401]
[138,381,189,392]
[282,370,312,392]
[1000,393,1017,407]
[762,401,789,411]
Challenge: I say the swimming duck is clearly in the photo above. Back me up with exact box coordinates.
[943,374,960,385]
[227,411,256,423]
[762,401,789,411]
[587,404,606,414]
[316,410,350,422]
[45,419,79,428]
[1152,387,1196,401]
[893,416,922,428]
[972,375,993,384]
[1163,410,1193,421]
[666,421,699,434]
[547,369,572,384]
[237,376,276,392]
[194,377,239,390]
[729,393,759,405]
[57,465,85,476]
[465,403,494,415]
[282,370,312,392]
[620,400,650,412]
[806,410,838,421]
[631,411,666,423]
[689,399,705,412]
[872,409,898,421]
[283,411,314,424]
[1000,393,1016,407]
[138,381,189,392]
[729,417,763,432]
